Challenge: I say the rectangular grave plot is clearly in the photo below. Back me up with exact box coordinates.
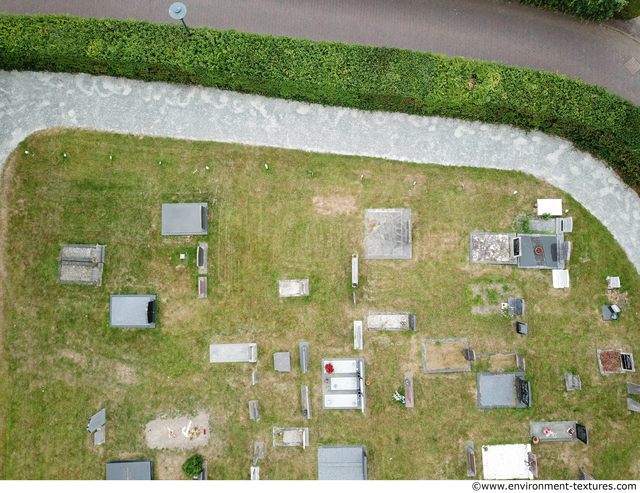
[477,372,525,409]
[422,338,471,373]
[251,467,259,480]
[253,442,265,465]
[93,426,105,446]
[597,349,622,374]
[366,312,415,331]
[470,233,518,265]
[249,401,259,422]
[198,277,207,299]
[273,427,309,448]
[627,398,640,413]
[364,209,412,259]
[252,369,258,385]
[300,342,309,373]
[565,372,582,391]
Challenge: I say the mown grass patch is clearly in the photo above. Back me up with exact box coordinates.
[0,129,639,479]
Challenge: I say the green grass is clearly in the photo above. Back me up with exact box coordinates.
[617,0,640,18]
[1,129,639,479]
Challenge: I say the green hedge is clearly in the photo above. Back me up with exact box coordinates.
[1,14,639,190]
[518,0,627,21]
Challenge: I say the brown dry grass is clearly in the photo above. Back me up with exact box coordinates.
[423,340,469,371]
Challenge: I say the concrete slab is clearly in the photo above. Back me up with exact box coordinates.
[109,295,156,328]
[365,312,415,331]
[299,342,309,373]
[318,446,367,480]
[553,269,570,288]
[537,199,562,216]
[470,233,517,264]
[278,279,309,297]
[364,209,412,259]
[482,444,533,480]
[209,343,257,363]
[274,352,291,372]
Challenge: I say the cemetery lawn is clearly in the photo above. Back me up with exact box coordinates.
[1,128,640,480]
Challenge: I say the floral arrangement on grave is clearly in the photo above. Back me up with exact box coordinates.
[324,363,334,374]
[599,350,622,372]
[392,390,406,405]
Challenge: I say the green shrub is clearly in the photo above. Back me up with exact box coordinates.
[1,14,639,191]
[519,0,627,21]
[182,454,204,478]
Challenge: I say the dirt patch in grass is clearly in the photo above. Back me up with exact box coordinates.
[423,339,469,372]
[312,195,357,215]
[145,413,210,450]
[607,290,630,310]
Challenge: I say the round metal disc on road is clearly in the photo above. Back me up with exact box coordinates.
[169,3,187,20]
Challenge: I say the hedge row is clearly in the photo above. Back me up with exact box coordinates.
[518,0,627,21]
[1,14,639,189]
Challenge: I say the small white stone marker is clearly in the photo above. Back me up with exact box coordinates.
[205,166,209,169]
[64,153,67,157]
[264,164,268,169]
[159,161,162,164]
[513,191,518,194]
[180,254,186,260]
[192,169,197,174]
[413,181,416,186]
[361,174,364,179]
[25,151,29,154]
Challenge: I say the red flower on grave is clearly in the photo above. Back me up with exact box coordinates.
[324,363,334,374]
[599,350,621,372]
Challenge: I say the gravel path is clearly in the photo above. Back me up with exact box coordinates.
[1,70,639,271]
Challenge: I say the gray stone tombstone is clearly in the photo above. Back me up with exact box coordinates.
[274,352,291,372]
[627,382,640,395]
[198,276,207,299]
[607,276,621,289]
[565,372,582,391]
[301,385,311,419]
[627,398,640,413]
[354,321,363,350]
[300,342,309,373]
[87,408,106,433]
[464,349,476,362]
[252,369,258,385]
[93,426,105,446]
[508,298,525,316]
[404,373,414,408]
[516,353,526,371]
[249,400,260,421]
[197,243,208,274]
[253,442,265,466]
[465,441,476,477]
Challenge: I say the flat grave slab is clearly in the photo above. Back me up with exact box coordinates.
[553,269,570,288]
[209,343,257,363]
[106,460,154,481]
[300,342,309,373]
[366,312,415,331]
[477,372,530,409]
[252,369,258,385]
[145,413,209,450]
[253,441,265,465]
[565,372,582,391]
[364,208,412,259]
[352,253,359,287]
[301,385,311,419]
[557,217,573,233]
[93,427,105,446]
[161,202,208,235]
[87,408,106,433]
[318,446,367,481]
[422,338,470,373]
[274,352,291,372]
[249,400,259,421]
[517,234,567,269]
[475,351,525,372]
[596,349,634,374]
[508,297,525,316]
[251,467,259,480]
[273,427,309,448]
[482,444,534,480]
[537,199,563,216]
[110,295,156,328]
[198,277,207,299]
[607,276,621,289]
[470,233,517,264]
[530,421,588,444]
[354,321,363,349]
[57,244,106,286]
[278,279,309,297]
[322,358,366,411]
[405,372,414,408]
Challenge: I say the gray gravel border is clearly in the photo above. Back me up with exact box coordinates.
[1,70,639,271]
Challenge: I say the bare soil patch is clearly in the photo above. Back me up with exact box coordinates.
[607,290,630,310]
[423,339,469,371]
[145,413,210,450]
[312,195,357,215]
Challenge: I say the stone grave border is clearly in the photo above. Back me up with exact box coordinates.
[421,338,471,374]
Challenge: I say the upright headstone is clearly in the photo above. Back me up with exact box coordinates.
[627,398,640,413]
[251,467,259,480]
[197,243,208,274]
[354,321,363,350]
[607,276,621,289]
[252,369,258,385]
[565,372,582,391]
[576,424,589,444]
[300,342,309,374]
[87,408,106,433]
[508,298,525,316]
[301,385,311,419]
[198,276,207,299]
[464,349,476,362]
[351,254,359,288]
[627,382,640,395]
[249,401,260,422]
[404,373,414,408]
[465,441,476,477]
[93,426,105,446]
[516,353,526,371]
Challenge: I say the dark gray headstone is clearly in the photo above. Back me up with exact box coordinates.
[607,276,621,289]
[351,254,359,288]
[464,349,476,362]
[565,372,582,391]
[465,441,476,477]
[576,423,589,445]
[364,209,412,259]
[508,298,525,316]
[627,382,640,395]
[516,322,529,335]
[627,398,640,413]
[249,400,260,421]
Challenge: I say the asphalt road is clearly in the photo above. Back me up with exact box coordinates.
[1,0,639,104]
